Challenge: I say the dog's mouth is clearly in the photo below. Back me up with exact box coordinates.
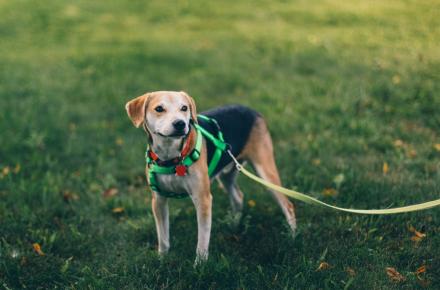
[156,131,187,138]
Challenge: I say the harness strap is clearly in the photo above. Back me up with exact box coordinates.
[146,114,227,198]
[195,115,227,176]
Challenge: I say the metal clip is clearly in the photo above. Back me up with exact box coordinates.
[227,149,243,171]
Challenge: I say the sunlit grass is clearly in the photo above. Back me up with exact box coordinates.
[0,0,439,289]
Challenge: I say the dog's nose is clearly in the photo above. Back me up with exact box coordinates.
[172,120,186,131]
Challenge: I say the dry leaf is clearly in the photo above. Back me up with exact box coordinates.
[32,243,45,256]
[112,207,125,213]
[409,226,426,242]
[63,191,79,202]
[386,267,406,282]
[415,265,426,275]
[383,162,389,175]
[415,265,430,287]
[316,262,331,271]
[392,75,401,84]
[411,231,426,243]
[322,188,338,197]
[393,139,404,147]
[312,158,321,166]
[115,137,124,146]
[103,188,118,198]
[407,149,417,158]
[414,230,426,238]
[2,166,10,176]
[434,144,440,152]
[248,200,256,207]
[346,267,356,277]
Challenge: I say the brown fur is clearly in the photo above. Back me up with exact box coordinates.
[239,117,297,232]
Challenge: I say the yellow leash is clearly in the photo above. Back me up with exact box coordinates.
[227,151,440,214]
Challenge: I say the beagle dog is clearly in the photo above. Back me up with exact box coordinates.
[125,91,296,264]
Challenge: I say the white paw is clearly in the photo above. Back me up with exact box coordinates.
[193,250,208,267]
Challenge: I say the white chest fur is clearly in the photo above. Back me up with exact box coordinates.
[153,166,203,195]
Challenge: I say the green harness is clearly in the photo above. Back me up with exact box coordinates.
[145,114,228,198]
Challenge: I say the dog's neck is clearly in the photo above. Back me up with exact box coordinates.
[148,128,195,161]
[149,135,184,161]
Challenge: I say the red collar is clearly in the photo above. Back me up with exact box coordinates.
[148,129,195,166]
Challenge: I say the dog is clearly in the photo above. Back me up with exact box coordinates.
[125,91,296,264]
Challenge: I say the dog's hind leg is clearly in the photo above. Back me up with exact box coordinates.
[241,118,297,237]
[219,166,244,219]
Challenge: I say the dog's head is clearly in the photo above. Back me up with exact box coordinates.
[125,91,197,138]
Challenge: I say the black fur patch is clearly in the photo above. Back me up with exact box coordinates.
[197,104,260,176]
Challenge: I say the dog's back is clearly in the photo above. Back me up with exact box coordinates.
[199,105,260,176]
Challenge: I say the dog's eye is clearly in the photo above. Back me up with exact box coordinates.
[155,106,165,113]
[181,105,188,112]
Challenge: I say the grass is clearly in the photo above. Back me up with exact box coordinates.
[0,0,439,289]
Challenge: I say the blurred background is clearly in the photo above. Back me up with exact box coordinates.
[1,0,439,289]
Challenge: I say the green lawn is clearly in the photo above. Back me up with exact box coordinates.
[1,0,439,289]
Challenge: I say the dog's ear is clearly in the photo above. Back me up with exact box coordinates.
[125,93,151,128]
[181,91,198,124]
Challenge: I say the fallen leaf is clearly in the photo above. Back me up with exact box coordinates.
[415,265,426,275]
[408,225,426,242]
[393,139,404,147]
[383,162,389,175]
[115,137,124,146]
[415,265,430,287]
[312,158,321,166]
[386,267,406,282]
[103,188,118,198]
[63,191,79,202]
[112,207,125,213]
[411,232,426,243]
[346,267,356,277]
[434,144,440,152]
[407,149,417,158]
[32,243,45,256]
[248,200,256,207]
[316,262,331,271]
[2,166,10,176]
[392,75,401,84]
[414,230,426,238]
[322,188,338,197]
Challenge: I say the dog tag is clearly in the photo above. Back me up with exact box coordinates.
[175,165,187,176]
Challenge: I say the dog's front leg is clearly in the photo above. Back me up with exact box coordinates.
[151,192,170,255]
[190,189,212,265]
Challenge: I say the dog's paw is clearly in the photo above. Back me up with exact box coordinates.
[288,218,297,239]
[193,250,208,267]
[158,248,169,258]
